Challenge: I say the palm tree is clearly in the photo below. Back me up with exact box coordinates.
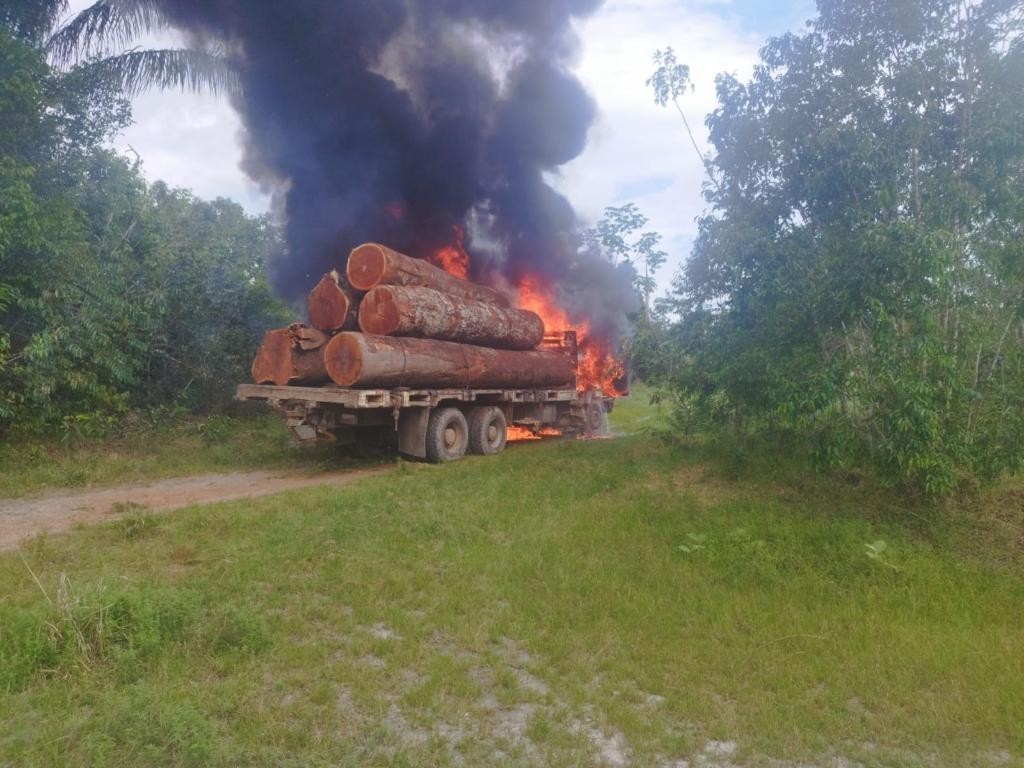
[40,0,238,97]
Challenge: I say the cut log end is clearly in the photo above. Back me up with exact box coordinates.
[251,329,294,385]
[308,272,353,331]
[357,285,402,336]
[347,243,388,292]
[324,332,364,387]
[252,327,330,386]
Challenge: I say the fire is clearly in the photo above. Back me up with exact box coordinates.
[430,225,470,279]
[507,425,563,442]
[424,227,626,398]
[514,275,626,398]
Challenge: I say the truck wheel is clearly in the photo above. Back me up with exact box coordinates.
[468,406,507,455]
[584,399,607,436]
[425,407,469,463]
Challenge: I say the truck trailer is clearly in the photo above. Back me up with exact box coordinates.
[236,331,612,462]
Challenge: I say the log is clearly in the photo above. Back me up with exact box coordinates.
[324,332,575,389]
[308,270,358,332]
[358,285,544,350]
[251,328,329,386]
[347,243,511,307]
[287,322,329,351]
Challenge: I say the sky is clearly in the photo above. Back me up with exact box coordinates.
[65,0,815,297]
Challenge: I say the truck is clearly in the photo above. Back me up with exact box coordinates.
[235,331,613,462]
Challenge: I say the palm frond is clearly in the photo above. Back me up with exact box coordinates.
[46,0,169,68]
[78,48,241,98]
[2,0,68,45]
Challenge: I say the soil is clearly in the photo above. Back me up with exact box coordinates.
[0,466,393,551]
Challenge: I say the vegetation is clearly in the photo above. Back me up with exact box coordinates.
[1,397,1021,766]
[645,0,1024,496]
[0,8,288,437]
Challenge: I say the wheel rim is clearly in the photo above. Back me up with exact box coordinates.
[444,426,458,449]
[487,423,498,444]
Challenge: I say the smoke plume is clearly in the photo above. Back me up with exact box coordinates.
[161,0,637,336]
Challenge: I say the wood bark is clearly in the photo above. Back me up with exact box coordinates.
[324,332,575,389]
[346,243,511,307]
[251,328,329,386]
[358,285,543,350]
[308,270,358,332]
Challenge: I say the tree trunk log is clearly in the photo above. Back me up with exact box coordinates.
[347,243,511,307]
[324,332,575,389]
[358,285,543,350]
[308,270,358,332]
[252,328,329,386]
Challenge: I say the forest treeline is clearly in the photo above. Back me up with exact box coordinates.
[639,0,1023,495]
[0,13,288,437]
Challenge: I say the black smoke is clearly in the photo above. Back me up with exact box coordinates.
[160,0,637,337]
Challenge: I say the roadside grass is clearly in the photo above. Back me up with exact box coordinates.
[0,393,1021,766]
[0,410,354,498]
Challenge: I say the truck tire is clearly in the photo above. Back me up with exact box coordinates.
[468,406,507,455]
[584,399,607,436]
[425,407,469,463]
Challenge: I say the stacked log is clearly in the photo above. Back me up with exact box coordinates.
[252,242,573,390]
[347,243,511,307]
[251,327,329,386]
[308,270,358,332]
[324,333,574,389]
[358,285,543,350]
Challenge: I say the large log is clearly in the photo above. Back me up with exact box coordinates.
[346,243,511,307]
[358,285,544,350]
[324,332,575,389]
[251,328,329,386]
[308,269,358,332]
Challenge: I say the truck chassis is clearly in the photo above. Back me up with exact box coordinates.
[235,383,610,462]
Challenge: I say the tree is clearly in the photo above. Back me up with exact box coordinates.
[0,19,285,435]
[5,0,236,97]
[647,47,721,194]
[654,0,1024,495]
[584,203,667,319]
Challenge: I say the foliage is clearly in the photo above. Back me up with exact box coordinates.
[45,0,238,97]
[0,24,287,435]
[583,203,667,318]
[653,0,1024,495]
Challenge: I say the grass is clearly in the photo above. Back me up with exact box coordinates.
[0,410,353,498]
[0,391,1021,766]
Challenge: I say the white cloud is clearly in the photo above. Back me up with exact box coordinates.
[556,0,770,296]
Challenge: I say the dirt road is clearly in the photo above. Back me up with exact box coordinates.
[0,466,392,551]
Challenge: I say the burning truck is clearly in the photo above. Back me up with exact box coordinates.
[237,242,627,462]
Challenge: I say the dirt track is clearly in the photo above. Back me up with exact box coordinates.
[0,466,392,551]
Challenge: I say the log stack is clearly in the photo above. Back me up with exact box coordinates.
[251,243,575,390]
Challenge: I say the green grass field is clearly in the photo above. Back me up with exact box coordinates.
[1,393,1021,767]
[0,411,352,498]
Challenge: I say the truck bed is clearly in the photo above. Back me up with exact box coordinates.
[236,383,580,410]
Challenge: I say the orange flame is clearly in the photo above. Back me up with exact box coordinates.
[430,225,470,279]
[515,275,625,398]
[422,225,626,398]
[507,425,563,442]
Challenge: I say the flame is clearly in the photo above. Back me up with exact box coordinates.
[421,226,626,398]
[430,225,470,279]
[507,425,563,442]
[515,275,626,398]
